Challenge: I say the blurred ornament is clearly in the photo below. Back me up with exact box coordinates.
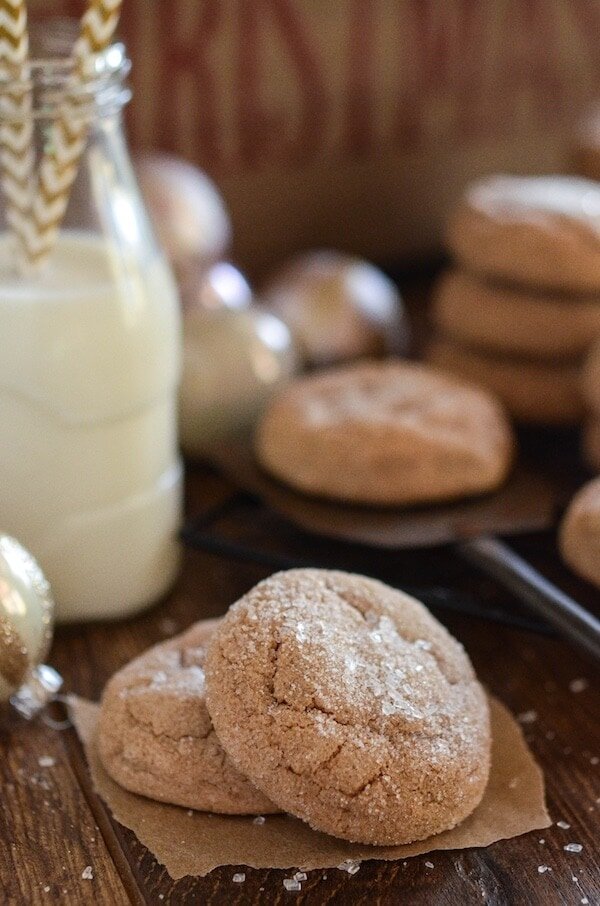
[261,250,410,367]
[180,307,299,455]
[181,261,252,313]
[0,536,61,718]
[136,154,232,287]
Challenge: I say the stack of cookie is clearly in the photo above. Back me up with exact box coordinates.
[98,568,491,847]
[426,174,600,425]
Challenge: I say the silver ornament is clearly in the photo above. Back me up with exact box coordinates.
[0,536,61,718]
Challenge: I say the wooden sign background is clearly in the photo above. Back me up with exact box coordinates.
[29,1,600,275]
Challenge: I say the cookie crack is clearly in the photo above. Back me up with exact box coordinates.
[124,701,213,744]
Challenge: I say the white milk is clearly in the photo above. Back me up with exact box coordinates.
[0,231,183,622]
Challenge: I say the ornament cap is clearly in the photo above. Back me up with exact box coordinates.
[10,663,63,720]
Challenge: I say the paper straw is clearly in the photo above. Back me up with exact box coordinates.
[0,0,35,271]
[27,0,123,268]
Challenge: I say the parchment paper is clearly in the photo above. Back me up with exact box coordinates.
[69,695,550,880]
[206,437,561,548]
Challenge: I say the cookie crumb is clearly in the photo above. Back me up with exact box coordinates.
[518,710,537,724]
[557,820,571,829]
[232,873,245,883]
[569,678,588,693]
[337,860,361,875]
[38,756,55,768]
[283,878,301,891]
[537,865,552,874]
[564,843,583,853]
[43,887,50,893]
[81,866,93,880]
[252,815,266,825]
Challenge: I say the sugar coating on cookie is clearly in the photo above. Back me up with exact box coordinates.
[447,175,600,293]
[205,569,491,845]
[560,477,600,589]
[255,361,513,505]
[97,619,278,814]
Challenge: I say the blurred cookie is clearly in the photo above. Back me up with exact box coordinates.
[560,477,600,587]
[98,619,279,814]
[581,339,600,413]
[571,105,600,182]
[582,418,600,471]
[432,269,600,360]
[255,360,513,506]
[447,175,600,293]
[205,568,491,845]
[426,338,584,425]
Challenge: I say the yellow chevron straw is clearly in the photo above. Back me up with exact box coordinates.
[0,0,35,272]
[26,0,123,269]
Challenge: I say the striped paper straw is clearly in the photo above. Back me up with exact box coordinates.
[0,0,35,271]
[27,0,123,268]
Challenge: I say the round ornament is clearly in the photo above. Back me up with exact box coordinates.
[0,536,61,718]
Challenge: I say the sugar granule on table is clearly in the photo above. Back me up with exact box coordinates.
[283,878,301,891]
[337,860,361,875]
[232,873,245,883]
[294,872,307,881]
[518,710,537,724]
[38,756,55,768]
[81,866,93,880]
[425,861,434,869]
[252,815,266,825]
[564,843,583,853]
[556,821,571,829]
[537,865,552,874]
[569,679,589,694]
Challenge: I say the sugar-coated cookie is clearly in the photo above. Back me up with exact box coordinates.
[255,361,513,506]
[97,619,279,814]
[432,269,600,360]
[560,477,600,588]
[426,338,584,425]
[205,569,491,845]
[447,175,600,293]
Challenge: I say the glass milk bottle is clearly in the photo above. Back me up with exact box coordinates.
[0,26,182,621]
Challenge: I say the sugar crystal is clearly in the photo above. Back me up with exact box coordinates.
[81,866,93,880]
[232,872,246,883]
[537,865,552,874]
[569,678,588,693]
[556,820,570,829]
[283,878,301,890]
[252,815,266,825]
[564,843,583,853]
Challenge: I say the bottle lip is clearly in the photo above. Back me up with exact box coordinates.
[0,18,131,121]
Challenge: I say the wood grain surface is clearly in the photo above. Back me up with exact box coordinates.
[0,467,598,905]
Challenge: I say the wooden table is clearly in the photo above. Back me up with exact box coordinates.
[0,464,598,905]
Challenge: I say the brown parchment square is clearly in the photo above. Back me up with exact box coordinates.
[69,695,549,880]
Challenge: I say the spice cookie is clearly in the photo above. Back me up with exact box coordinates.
[447,175,600,293]
[581,340,600,413]
[255,361,513,506]
[560,477,600,588]
[98,619,278,814]
[425,338,584,425]
[582,418,600,472]
[432,269,600,361]
[205,569,491,845]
